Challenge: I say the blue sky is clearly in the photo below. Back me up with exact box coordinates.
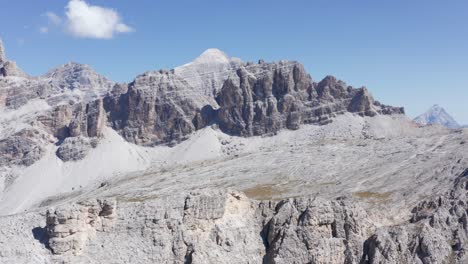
[1,0,467,123]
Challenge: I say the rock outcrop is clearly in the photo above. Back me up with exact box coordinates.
[0,39,27,78]
[0,129,45,167]
[30,180,468,263]
[46,199,116,255]
[362,169,468,264]
[261,197,374,264]
[104,61,403,146]
[2,182,467,263]
[56,136,98,162]
[104,71,203,146]
[0,39,5,65]
[216,63,403,137]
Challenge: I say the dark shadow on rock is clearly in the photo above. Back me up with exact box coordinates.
[260,222,272,264]
[201,105,216,124]
[32,226,50,249]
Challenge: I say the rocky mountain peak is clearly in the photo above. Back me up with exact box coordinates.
[43,62,114,94]
[429,104,443,112]
[0,40,27,78]
[44,62,97,78]
[195,48,231,64]
[414,104,460,129]
[173,49,243,107]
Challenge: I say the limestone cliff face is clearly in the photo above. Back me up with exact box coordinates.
[0,43,403,163]
[362,169,468,263]
[104,71,205,146]
[0,39,27,78]
[1,177,467,264]
[104,61,403,146]
[215,62,403,137]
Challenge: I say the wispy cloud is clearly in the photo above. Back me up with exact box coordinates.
[65,0,133,39]
[44,12,62,26]
[39,26,49,34]
[39,11,62,34]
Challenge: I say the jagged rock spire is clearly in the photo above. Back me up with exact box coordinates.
[0,39,27,78]
[0,38,6,64]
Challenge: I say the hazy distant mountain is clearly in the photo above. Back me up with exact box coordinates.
[414,104,461,129]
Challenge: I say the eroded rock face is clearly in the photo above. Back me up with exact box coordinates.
[1,183,468,263]
[36,191,375,263]
[363,170,468,264]
[215,63,404,136]
[0,129,45,167]
[104,71,207,146]
[0,42,404,165]
[261,198,374,264]
[0,39,5,65]
[56,136,98,162]
[37,99,107,140]
[46,199,116,255]
[0,40,27,78]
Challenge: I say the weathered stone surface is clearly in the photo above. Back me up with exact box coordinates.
[46,199,116,255]
[37,99,106,140]
[0,43,405,166]
[0,130,45,167]
[0,39,27,78]
[1,182,468,263]
[0,61,28,78]
[0,39,5,65]
[56,136,98,162]
[27,194,368,262]
[215,63,404,137]
[261,198,374,264]
[104,71,202,146]
[363,169,468,264]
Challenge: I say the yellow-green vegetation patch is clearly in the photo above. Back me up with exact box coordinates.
[243,184,289,200]
[117,194,160,203]
[353,191,392,200]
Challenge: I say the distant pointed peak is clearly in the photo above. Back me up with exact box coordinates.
[414,104,460,129]
[426,104,448,115]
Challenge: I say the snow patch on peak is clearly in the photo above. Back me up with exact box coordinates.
[194,48,231,64]
[173,48,243,107]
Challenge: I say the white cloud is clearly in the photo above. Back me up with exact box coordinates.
[44,12,62,25]
[39,26,49,34]
[65,0,133,39]
[39,12,62,33]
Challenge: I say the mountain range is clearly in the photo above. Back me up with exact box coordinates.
[0,39,467,263]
